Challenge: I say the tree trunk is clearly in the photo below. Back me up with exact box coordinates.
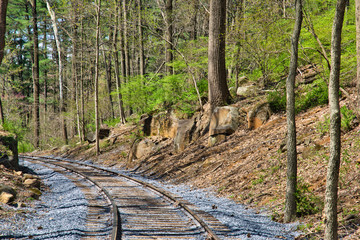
[95,0,101,155]
[0,0,8,125]
[138,0,145,76]
[113,0,126,124]
[46,0,68,144]
[80,18,85,141]
[208,0,231,110]
[325,0,346,239]
[165,0,173,74]
[284,0,302,223]
[102,50,115,119]
[32,0,40,148]
[356,0,360,108]
[43,19,48,130]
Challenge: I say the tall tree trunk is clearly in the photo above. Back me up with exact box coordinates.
[43,19,48,131]
[0,0,8,125]
[80,18,85,141]
[208,0,231,110]
[113,0,126,124]
[165,0,173,74]
[138,0,145,76]
[284,0,302,223]
[95,0,101,155]
[46,0,68,144]
[32,0,40,148]
[356,0,360,108]
[325,0,346,239]
[102,50,115,119]
[122,0,130,79]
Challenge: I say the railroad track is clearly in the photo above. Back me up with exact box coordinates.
[21,155,231,240]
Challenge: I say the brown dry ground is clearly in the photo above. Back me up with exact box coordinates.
[33,90,360,239]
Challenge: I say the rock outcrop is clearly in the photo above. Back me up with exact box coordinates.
[0,131,18,170]
[150,112,178,138]
[208,106,240,146]
[247,102,271,130]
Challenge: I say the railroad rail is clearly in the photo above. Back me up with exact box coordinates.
[21,155,228,240]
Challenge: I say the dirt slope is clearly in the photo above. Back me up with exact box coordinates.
[44,92,360,239]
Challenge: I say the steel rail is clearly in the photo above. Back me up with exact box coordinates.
[22,155,120,240]
[22,155,221,240]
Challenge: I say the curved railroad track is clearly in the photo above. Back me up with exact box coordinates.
[21,155,230,240]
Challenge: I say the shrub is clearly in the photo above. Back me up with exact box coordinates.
[296,180,323,217]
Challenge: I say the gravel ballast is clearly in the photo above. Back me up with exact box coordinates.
[1,157,300,239]
[0,159,88,240]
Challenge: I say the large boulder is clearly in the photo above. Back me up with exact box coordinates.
[150,112,178,138]
[208,106,239,146]
[129,138,156,160]
[174,118,197,152]
[0,185,16,204]
[86,128,111,143]
[0,131,18,170]
[247,102,271,130]
[236,84,257,97]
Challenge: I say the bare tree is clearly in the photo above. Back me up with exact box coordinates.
[46,0,68,144]
[208,0,231,110]
[325,0,347,239]
[95,0,101,155]
[356,0,360,108]
[284,0,303,223]
[31,0,40,148]
[0,0,8,125]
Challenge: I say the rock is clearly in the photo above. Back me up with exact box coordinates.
[150,112,178,138]
[0,130,18,170]
[174,118,197,152]
[14,171,23,176]
[247,102,271,130]
[139,114,153,136]
[208,106,239,146]
[129,138,156,160]
[0,192,14,204]
[60,145,70,152]
[23,178,41,188]
[86,128,111,143]
[236,85,257,97]
[23,174,38,180]
[0,185,16,204]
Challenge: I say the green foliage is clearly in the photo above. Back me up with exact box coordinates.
[18,141,35,153]
[103,118,122,128]
[268,80,328,113]
[316,115,330,135]
[340,106,355,132]
[296,180,323,217]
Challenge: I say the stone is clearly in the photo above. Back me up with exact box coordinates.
[247,102,271,130]
[23,174,38,180]
[174,118,196,152]
[0,192,14,204]
[0,130,18,170]
[208,106,239,146]
[129,138,156,160]
[86,128,111,143]
[0,185,16,204]
[23,178,41,188]
[150,112,178,138]
[236,85,257,97]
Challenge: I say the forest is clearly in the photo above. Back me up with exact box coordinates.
[0,0,354,152]
[0,0,359,238]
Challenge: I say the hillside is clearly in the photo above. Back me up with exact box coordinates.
[36,85,360,240]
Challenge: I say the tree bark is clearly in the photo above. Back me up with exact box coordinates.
[102,50,115,119]
[32,0,40,148]
[138,0,145,76]
[0,0,8,125]
[325,0,346,239]
[46,0,68,145]
[208,0,231,110]
[113,0,126,124]
[356,0,360,108]
[95,0,101,155]
[165,0,173,74]
[284,0,302,223]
